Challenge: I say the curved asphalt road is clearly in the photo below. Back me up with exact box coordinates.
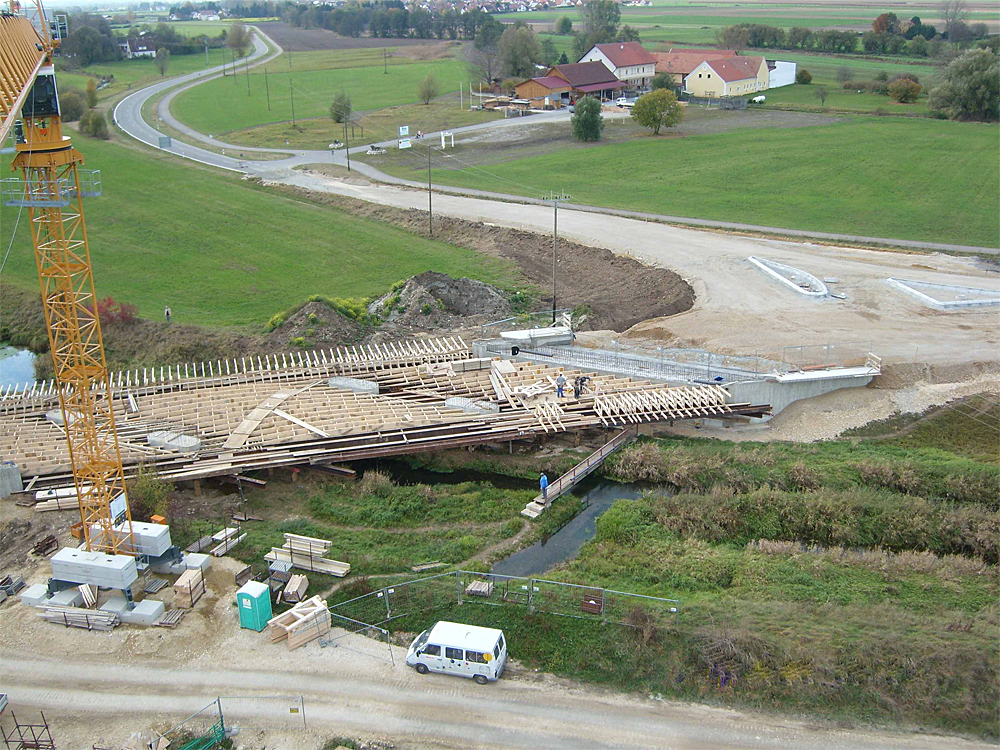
[113,33,996,254]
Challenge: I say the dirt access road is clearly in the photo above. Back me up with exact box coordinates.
[1,646,991,750]
[281,170,999,367]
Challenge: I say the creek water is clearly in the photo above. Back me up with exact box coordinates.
[359,461,646,577]
[0,345,36,388]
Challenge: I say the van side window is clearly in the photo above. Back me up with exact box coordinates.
[423,644,441,656]
[498,635,505,652]
[494,643,501,659]
[467,651,487,664]
[445,647,464,660]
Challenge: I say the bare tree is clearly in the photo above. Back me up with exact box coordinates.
[815,85,828,106]
[227,21,254,58]
[465,43,502,86]
[938,0,969,39]
[418,73,440,104]
[155,47,170,76]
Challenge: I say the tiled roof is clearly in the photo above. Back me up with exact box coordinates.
[550,61,620,87]
[592,42,655,68]
[699,56,765,82]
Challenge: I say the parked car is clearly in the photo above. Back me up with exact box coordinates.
[406,621,508,685]
[615,97,634,108]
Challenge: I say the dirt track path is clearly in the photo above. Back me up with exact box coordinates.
[2,651,991,750]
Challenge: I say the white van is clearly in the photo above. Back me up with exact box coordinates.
[406,621,507,685]
[616,97,634,108]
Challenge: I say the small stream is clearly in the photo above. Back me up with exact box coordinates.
[0,345,36,388]
[361,461,646,577]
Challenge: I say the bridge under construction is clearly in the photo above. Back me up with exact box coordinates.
[1,336,770,492]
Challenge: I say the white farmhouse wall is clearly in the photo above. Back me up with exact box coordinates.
[769,61,797,89]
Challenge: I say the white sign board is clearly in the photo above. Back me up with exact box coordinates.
[110,492,128,525]
[398,138,411,150]
[398,125,409,137]
[440,131,454,149]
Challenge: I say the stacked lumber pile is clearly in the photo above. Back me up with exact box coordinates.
[174,568,206,609]
[79,584,97,608]
[38,604,120,631]
[267,595,330,650]
[32,535,58,556]
[34,497,79,511]
[282,574,308,603]
[264,533,350,578]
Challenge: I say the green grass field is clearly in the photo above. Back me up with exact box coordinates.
[170,48,474,136]
[367,116,999,247]
[0,137,518,328]
[56,47,232,102]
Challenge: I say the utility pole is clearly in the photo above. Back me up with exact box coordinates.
[344,119,350,172]
[245,55,250,96]
[231,49,237,85]
[204,42,209,67]
[383,48,388,74]
[264,68,270,110]
[290,79,295,126]
[288,47,292,68]
[427,148,433,236]
[544,192,571,322]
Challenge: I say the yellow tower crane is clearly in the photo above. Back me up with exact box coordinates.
[2,0,134,555]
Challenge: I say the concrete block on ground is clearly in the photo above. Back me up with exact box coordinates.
[48,588,84,608]
[51,547,138,590]
[149,560,187,575]
[0,461,23,498]
[327,376,378,395]
[20,583,50,608]
[183,553,211,571]
[91,522,172,558]
[121,599,164,626]
[99,596,131,616]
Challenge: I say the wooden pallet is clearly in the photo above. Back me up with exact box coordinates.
[32,535,58,556]
[465,580,494,598]
[185,535,213,553]
[154,609,186,628]
[283,574,308,603]
[142,577,168,594]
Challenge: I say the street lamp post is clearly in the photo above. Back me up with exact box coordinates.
[544,192,571,323]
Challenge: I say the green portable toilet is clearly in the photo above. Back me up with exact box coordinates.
[236,580,272,632]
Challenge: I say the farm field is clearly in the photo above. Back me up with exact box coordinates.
[223,97,502,149]
[364,115,999,247]
[170,47,475,136]
[0,137,518,328]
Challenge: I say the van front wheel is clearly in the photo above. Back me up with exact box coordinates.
[474,675,488,685]
[416,664,429,675]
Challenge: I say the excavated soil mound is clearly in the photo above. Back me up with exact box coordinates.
[368,272,513,335]
[265,301,364,349]
[271,184,695,332]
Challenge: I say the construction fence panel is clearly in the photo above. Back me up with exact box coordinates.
[218,695,307,730]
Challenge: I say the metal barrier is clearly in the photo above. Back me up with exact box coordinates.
[330,570,680,632]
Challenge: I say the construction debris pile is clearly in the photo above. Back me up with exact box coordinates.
[268,595,331,650]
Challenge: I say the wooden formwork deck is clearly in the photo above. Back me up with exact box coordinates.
[1,339,769,490]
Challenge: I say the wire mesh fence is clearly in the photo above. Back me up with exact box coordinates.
[329,570,680,634]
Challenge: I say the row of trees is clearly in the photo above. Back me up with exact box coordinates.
[283,2,489,41]
[717,16,993,59]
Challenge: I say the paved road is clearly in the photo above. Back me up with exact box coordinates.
[112,33,997,255]
[3,653,991,750]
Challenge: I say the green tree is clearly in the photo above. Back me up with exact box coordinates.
[928,48,999,120]
[85,77,98,108]
[154,47,170,76]
[330,90,352,122]
[630,89,683,134]
[418,73,440,104]
[474,15,505,50]
[571,95,603,141]
[59,88,88,122]
[558,51,570,65]
[616,24,641,43]
[715,24,749,49]
[541,37,559,66]
[650,72,675,91]
[907,35,929,56]
[555,16,573,35]
[79,109,110,139]
[582,0,620,45]
[796,68,812,84]
[499,24,541,78]
[226,20,253,57]
[887,78,922,102]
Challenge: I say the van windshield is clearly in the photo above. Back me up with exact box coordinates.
[411,629,430,651]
